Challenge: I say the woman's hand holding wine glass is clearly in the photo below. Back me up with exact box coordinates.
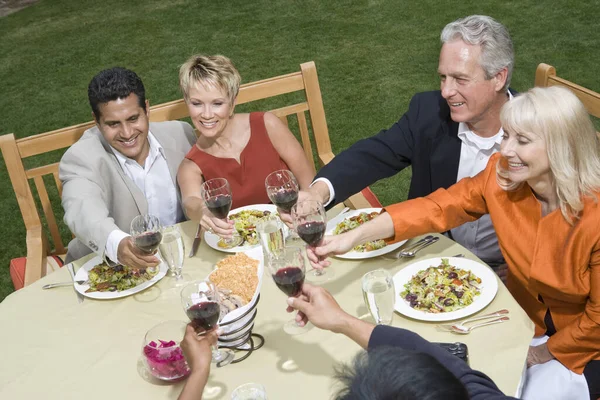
[200,178,243,247]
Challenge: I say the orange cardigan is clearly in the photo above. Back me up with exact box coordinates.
[385,153,600,374]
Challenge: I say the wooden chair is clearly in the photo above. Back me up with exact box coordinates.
[535,63,600,137]
[1,61,378,289]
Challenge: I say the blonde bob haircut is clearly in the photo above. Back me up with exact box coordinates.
[497,86,600,223]
[179,54,241,104]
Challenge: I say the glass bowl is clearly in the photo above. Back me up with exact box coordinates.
[141,320,190,381]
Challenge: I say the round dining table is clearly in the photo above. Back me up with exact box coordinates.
[0,207,534,399]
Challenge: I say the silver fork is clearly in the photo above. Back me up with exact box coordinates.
[399,236,440,257]
[437,309,509,331]
[448,316,510,334]
[42,280,87,289]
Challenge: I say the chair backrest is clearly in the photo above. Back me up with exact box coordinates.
[0,61,336,285]
[535,63,600,136]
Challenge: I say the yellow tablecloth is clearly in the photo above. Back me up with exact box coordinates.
[0,217,533,399]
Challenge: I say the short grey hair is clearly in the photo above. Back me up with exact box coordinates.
[441,15,514,91]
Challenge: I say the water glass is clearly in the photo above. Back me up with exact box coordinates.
[361,269,395,325]
[159,226,187,287]
[231,383,268,400]
[256,214,286,259]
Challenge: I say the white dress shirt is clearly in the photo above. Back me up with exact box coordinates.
[105,132,182,263]
[450,124,504,263]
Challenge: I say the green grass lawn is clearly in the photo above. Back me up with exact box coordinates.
[1,0,599,301]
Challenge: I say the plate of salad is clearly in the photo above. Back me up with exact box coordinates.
[392,257,498,321]
[204,204,287,253]
[325,208,407,259]
[74,256,167,299]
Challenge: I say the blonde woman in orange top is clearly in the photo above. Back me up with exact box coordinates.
[308,86,600,400]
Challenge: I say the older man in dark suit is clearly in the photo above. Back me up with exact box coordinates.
[305,15,514,267]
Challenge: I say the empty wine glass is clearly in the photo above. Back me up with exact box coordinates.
[130,214,163,254]
[159,226,188,287]
[201,178,243,248]
[267,246,310,335]
[180,280,235,367]
[265,170,299,213]
[291,200,334,281]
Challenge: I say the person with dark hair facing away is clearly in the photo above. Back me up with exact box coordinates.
[60,67,196,268]
[335,347,470,400]
[286,283,516,400]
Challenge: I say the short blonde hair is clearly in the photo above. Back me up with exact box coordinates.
[497,86,600,222]
[179,54,241,103]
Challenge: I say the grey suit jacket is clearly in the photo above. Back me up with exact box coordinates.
[59,121,196,263]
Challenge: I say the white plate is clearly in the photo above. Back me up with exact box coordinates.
[74,256,168,299]
[392,257,498,322]
[325,208,407,259]
[204,204,285,253]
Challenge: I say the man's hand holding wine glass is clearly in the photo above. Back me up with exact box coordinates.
[116,236,161,269]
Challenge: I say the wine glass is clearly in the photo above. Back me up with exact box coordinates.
[291,199,334,281]
[180,280,235,367]
[200,178,243,248]
[266,246,310,335]
[159,225,188,287]
[265,170,299,213]
[265,169,300,243]
[231,383,268,400]
[130,214,163,274]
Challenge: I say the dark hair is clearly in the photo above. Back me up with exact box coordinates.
[88,67,146,120]
[334,347,469,400]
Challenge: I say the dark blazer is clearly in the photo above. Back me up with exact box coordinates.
[369,325,517,400]
[317,90,513,205]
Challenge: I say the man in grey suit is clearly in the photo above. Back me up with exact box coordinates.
[59,67,196,268]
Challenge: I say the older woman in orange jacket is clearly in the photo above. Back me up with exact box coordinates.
[309,86,600,400]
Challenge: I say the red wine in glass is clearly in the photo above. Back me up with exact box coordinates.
[271,189,299,212]
[296,221,326,246]
[206,194,232,219]
[272,266,305,297]
[186,301,220,331]
[134,231,163,253]
[265,170,299,212]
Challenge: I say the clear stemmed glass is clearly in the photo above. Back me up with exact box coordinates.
[266,246,309,335]
[200,178,243,248]
[159,225,188,287]
[291,199,334,281]
[180,280,235,367]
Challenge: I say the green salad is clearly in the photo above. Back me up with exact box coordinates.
[86,262,158,293]
[218,209,273,248]
[400,259,481,313]
[333,211,386,252]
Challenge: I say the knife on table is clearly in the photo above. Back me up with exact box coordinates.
[66,263,84,303]
[188,224,202,257]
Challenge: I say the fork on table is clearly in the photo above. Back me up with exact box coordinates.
[436,309,509,332]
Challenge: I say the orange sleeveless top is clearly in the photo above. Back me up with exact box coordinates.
[184,112,289,209]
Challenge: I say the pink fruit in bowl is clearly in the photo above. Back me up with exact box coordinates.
[142,321,190,381]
